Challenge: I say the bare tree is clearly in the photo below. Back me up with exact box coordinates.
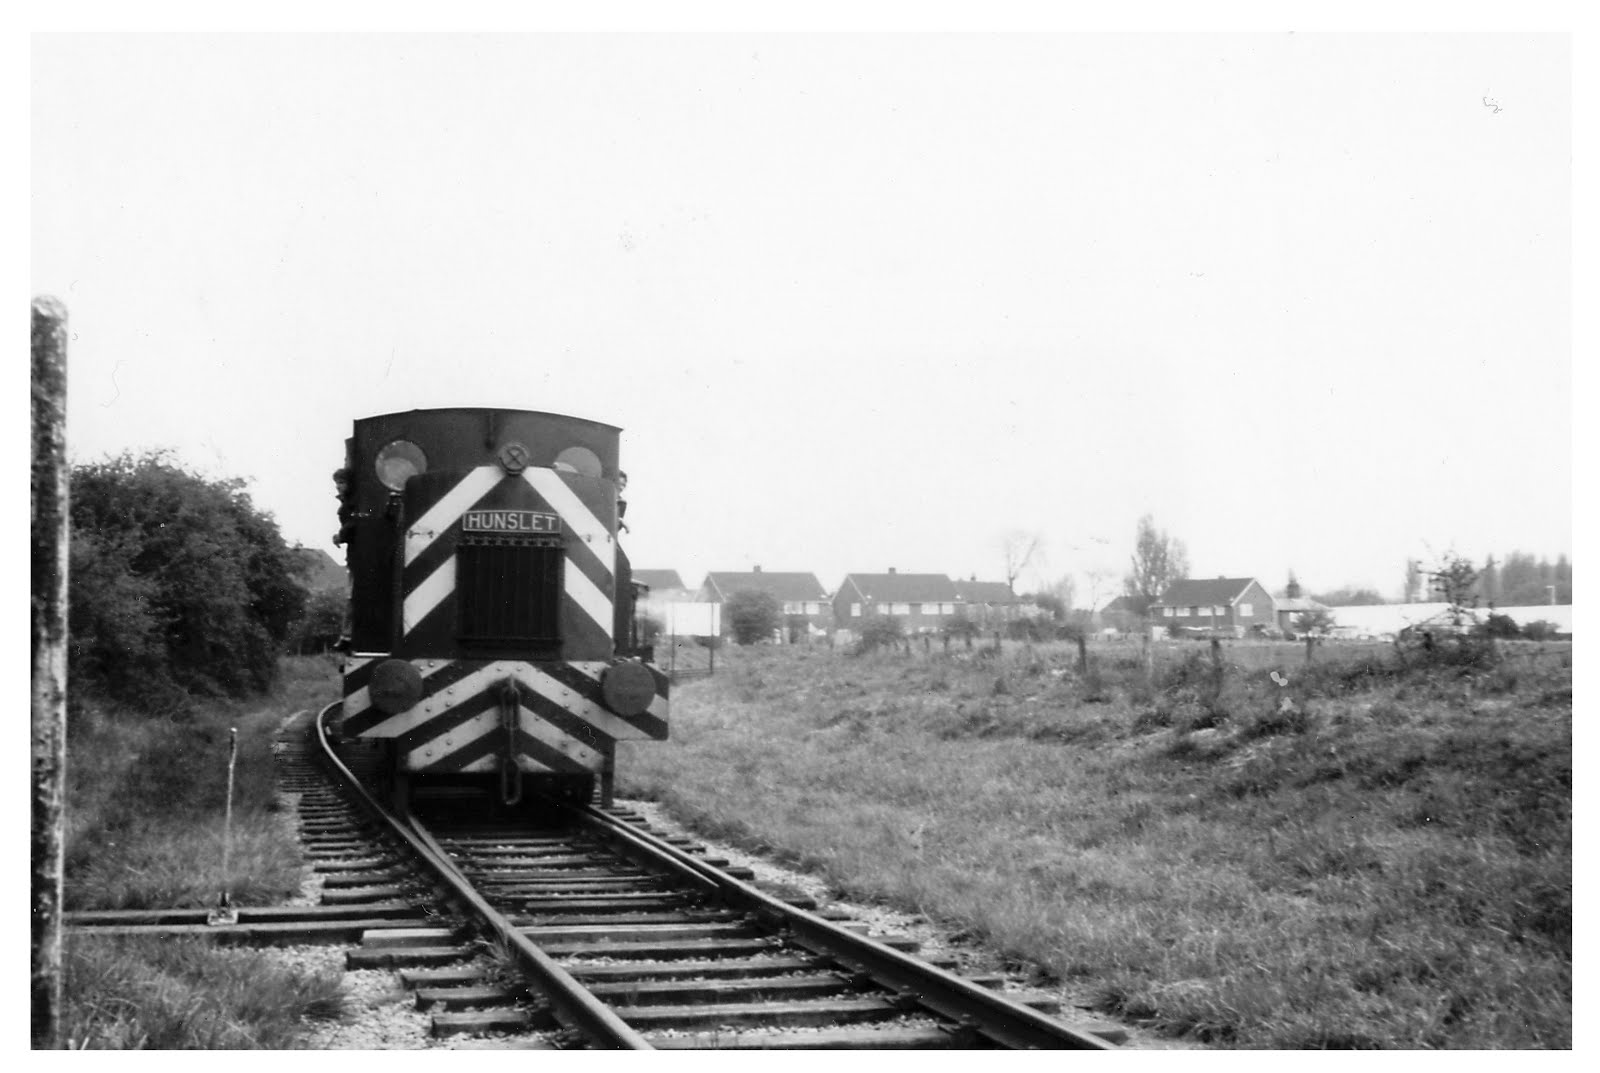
[1046,573,1077,613]
[1082,565,1118,613]
[1123,514,1189,616]
[999,530,1045,593]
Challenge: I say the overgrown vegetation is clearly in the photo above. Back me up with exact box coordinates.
[69,450,307,706]
[62,935,344,1048]
[65,656,336,910]
[725,588,782,644]
[620,638,1570,1049]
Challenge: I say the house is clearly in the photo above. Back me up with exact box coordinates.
[634,570,719,638]
[1149,577,1276,636]
[1097,595,1143,633]
[633,569,692,602]
[1274,596,1331,635]
[699,567,832,642]
[832,569,961,635]
[951,578,1026,628]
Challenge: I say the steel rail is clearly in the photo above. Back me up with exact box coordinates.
[311,704,652,1050]
[569,802,1113,1051]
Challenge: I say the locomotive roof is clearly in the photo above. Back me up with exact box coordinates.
[355,407,621,434]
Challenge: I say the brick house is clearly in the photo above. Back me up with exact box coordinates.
[832,569,961,634]
[700,567,832,642]
[1149,577,1276,636]
[951,578,1025,629]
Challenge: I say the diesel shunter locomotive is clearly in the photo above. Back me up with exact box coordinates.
[333,407,668,809]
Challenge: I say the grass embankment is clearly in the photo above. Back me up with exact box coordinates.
[62,655,346,1049]
[619,639,1571,1049]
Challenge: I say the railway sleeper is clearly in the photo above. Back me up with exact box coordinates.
[586,974,867,1007]
[521,920,758,944]
[511,911,743,931]
[429,1009,549,1038]
[414,985,524,1010]
[608,996,911,1032]
[541,936,782,961]
[345,944,476,969]
[562,956,833,982]
[644,1025,983,1050]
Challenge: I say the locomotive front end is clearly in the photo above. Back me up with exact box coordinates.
[335,408,668,808]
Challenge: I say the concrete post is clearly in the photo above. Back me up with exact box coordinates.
[31,297,69,1050]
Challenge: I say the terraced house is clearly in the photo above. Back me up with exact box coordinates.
[1149,577,1276,636]
[832,569,961,634]
[699,567,832,642]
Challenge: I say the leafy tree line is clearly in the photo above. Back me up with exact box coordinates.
[68,451,307,708]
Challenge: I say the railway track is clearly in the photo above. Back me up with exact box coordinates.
[314,704,1117,1050]
[69,705,1121,1049]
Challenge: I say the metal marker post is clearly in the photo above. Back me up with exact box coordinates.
[209,728,239,925]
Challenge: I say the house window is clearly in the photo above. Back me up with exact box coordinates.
[783,602,801,614]
[851,603,861,617]
[806,602,820,615]
[941,603,954,614]
[1177,607,1191,617]
[877,603,889,615]
[1163,607,1174,617]
[1238,602,1252,617]
[891,603,910,615]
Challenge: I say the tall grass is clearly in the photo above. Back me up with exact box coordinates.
[619,640,1570,1048]
[65,655,338,909]
[62,935,344,1049]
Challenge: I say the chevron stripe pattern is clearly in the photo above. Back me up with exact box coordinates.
[341,656,670,775]
[399,465,617,648]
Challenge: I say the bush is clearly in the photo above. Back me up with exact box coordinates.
[725,589,782,644]
[68,451,305,705]
[1522,620,1561,641]
[1477,613,1522,640]
[854,615,905,654]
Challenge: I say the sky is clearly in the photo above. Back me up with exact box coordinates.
[30,32,1572,605]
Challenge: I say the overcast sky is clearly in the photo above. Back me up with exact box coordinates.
[31,33,1571,603]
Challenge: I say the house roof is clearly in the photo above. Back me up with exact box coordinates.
[1100,595,1141,614]
[1152,577,1261,608]
[703,571,828,602]
[290,547,347,594]
[634,569,687,592]
[1274,597,1328,613]
[840,572,960,602]
[952,580,1017,605]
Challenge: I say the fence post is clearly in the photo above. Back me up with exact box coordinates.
[1305,635,1315,664]
[31,297,69,1050]
[1077,635,1088,675]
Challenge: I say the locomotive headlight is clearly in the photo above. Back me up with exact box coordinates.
[600,660,657,717]
[369,659,424,715]
[375,440,428,491]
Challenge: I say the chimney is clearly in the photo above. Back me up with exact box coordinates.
[888,567,897,574]
[753,565,762,573]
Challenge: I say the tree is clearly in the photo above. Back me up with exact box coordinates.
[1293,609,1335,636]
[1123,514,1189,617]
[68,451,306,704]
[999,530,1045,593]
[725,589,781,645]
[1427,553,1480,627]
[290,589,347,654]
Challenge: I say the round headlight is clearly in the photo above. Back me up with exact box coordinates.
[369,659,424,715]
[553,445,603,478]
[600,660,657,717]
[375,440,427,491]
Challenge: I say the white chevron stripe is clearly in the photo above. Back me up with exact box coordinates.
[523,470,615,577]
[342,659,451,728]
[404,709,499,771]
[405,466,504,567]
[519,664,657,742]
[521,707,606,768]
[348,659,659,742]
[565,565,614,641]
[403,558,456,636]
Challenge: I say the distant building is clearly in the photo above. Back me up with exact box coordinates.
[833,569,960,634]
[1097,595,1143,633]
[951,577,1026,628]
[633,569,692,602]
[699,567,833,642]
[1274,596,1330,635]
[1149,577,1276,636]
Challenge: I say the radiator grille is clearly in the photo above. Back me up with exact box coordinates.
[455,535,562,645]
